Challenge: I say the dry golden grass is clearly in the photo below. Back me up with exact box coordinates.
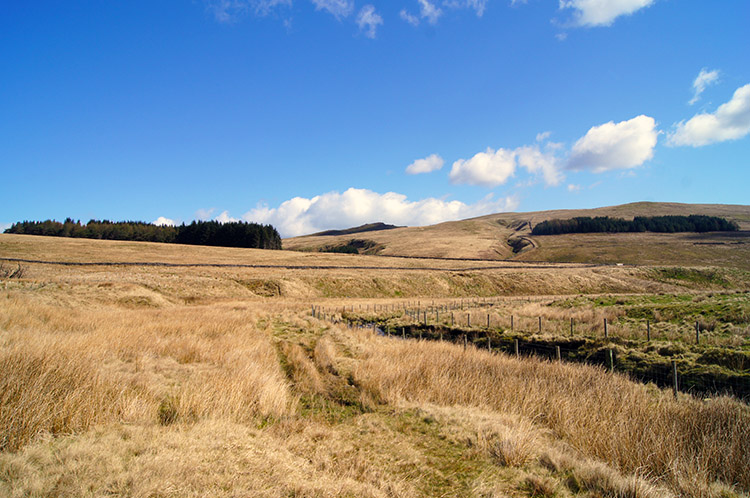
[1,235,749,497]
[350,332,750,496]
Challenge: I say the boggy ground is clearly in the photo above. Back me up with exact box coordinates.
[1,234,749,497]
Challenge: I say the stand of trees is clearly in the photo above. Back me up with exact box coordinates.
[5,219,282,250]
[531,215,739,236]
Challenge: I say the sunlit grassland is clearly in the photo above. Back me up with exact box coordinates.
[1,234,749,497]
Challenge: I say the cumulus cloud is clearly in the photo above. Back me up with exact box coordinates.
[559,0,654,27]
[405,154,444,174]
[567,184,582,192]
[242,187,518,237]
[153,216,176,226]
[668,84,750,147]
[449,147,517,187]
[689,68,720,105]
[450,139,564,188]
[356,5,383,38]
[215,210,240,223]
[567,115,658,172]
[311,0,354,19]
[516,145,564,186]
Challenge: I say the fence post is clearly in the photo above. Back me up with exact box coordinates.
[451,312,455,326]
[514,338,519,358]
[647,320,651,342]
[608,349,614,373]
[695,321,700,344]
[604,318,608,339]
[487,333,491,351]
[487,314,490,328]
[464,335,467,350]
[672,360,678,398]
[570,317,574,337]
[556,345,561,362]
[467,314,471,328]
[402,327,405,339]
[538,316,542,334]
[511,315,514,333]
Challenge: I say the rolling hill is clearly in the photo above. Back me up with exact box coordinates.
[283,202,750,269]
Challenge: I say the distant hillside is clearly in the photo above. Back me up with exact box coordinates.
[310,222,402,237]
[283,202,750,269]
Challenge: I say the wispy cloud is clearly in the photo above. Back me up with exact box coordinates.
[668,84,750,147]
[567,115,658,172]
[400,0,443,26]
[311,0,354,19]
[405,154,444,174]
[689,68,720,105]
[559,0,654,27]
[444,0,489,17]
[241,187,518,237]
[356,5,383,38]
[207,0,291,22]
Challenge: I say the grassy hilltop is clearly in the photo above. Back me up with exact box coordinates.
[283,202,750,269]
[1,203,749,498]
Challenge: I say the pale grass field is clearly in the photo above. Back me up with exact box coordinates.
[1,235,749,497]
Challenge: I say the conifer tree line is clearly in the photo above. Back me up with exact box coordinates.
[5,219,282,250]
[531,215,739,236]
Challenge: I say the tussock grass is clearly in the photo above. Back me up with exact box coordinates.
[352,332,750,495]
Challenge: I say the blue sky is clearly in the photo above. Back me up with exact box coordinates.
[2,0,748,237]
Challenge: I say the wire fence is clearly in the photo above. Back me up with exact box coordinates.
[310,299,750,402]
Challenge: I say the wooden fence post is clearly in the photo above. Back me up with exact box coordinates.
[487,314,490,328]
[487,333,491,351]
[672,360,679,398]
[514,339,519,358]
[647,320,651,342]
[538,316,542,333]
[604,318,608,339]
[511,315,514,333]
[570,317,574,337]
[608,349,614,373]
[695,321,700,344]
[556,345,561,362]
[467,314,471,327]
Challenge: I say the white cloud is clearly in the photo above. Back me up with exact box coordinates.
[311,0,354,19]
[449,147,517,187]
[406,154,444,174]
[356,5,383,38]
[567,115,658,172]
[215,210,240,223]
[153,216,176,227]
[0,222,12,232]
[559,0,654,27]
[567,184,582,192]
[668,84,750,147]
[450,139,564,187]
[419,0,443,24]
[242,187,518,237]
[689,68,720,105]
[516,145,564,186]
[195,208,216,221]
